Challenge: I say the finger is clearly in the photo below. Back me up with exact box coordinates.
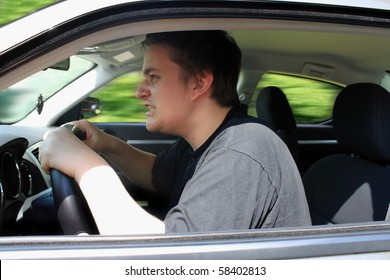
[38,146,50,174]
[60,122,74,129]
[71,125,87,140]
[42,129,52,141]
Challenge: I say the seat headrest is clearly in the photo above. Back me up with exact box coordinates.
[333,83,390,164]
[256,86,296,133]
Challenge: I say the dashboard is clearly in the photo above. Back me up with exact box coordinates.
[0,126,54,235]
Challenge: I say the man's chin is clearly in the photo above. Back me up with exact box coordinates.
[145,121,158,132]
[145,121,175,136]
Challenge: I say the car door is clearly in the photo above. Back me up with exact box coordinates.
[93,122,176,155]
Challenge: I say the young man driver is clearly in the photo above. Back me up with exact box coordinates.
[39,31,311,235]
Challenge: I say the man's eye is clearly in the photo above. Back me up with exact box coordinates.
[150,75,159,82]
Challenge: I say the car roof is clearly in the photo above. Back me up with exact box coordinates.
[1,0,390,53]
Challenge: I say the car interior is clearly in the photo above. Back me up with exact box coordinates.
[1,12,390,238]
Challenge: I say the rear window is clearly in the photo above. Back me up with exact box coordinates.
[248,72,343,123]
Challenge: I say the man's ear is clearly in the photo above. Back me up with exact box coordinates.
[190,70,214,101]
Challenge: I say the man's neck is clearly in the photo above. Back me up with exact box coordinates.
[183,105,232,150]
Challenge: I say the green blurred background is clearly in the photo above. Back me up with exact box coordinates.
[0,0,56,25]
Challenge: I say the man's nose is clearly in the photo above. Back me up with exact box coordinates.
[136,81,150,99]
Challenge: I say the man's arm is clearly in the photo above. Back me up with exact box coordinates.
[74,120,157,192]
[79,165,165,235]
[39,126,165,235]
[99,133,157,191]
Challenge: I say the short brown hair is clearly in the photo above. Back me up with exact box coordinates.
[143,31,241,107]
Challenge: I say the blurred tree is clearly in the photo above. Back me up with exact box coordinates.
[0,0,56,25]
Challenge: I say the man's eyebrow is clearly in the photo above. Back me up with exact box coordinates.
[143,67,157,75]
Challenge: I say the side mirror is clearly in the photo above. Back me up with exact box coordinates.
[81,97,101,119]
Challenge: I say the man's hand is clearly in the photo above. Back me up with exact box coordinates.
[72,120,114,154]
[39,126,109,182]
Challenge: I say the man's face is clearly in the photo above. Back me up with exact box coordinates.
[136,44,191,135]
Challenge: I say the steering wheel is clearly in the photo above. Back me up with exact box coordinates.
[50,125,97,235]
